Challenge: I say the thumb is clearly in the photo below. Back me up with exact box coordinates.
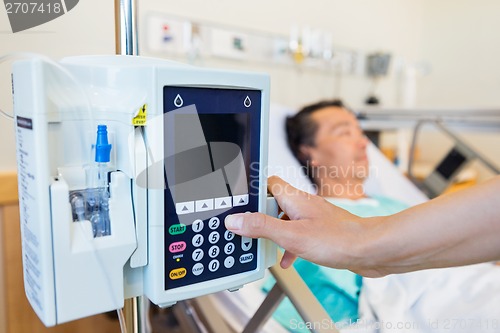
[225,212,303,269]
[280,251,298,269]
[225,212,299,249]
[225,212,283,239]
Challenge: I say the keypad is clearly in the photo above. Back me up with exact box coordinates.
[165,209,258,290]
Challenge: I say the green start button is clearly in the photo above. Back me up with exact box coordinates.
[169,224,186,235]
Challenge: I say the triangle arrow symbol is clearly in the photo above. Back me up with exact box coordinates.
[244,242,250,247]
[221,201,227,206]
[182,206,188,211]
[202,203,208,208]
[239,198,245,203]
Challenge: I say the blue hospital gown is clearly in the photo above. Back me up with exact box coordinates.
[262,195,409,332]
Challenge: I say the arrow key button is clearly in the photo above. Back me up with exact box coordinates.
[241,236,252,251]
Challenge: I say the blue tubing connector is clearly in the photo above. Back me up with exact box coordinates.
[95,125,112,163]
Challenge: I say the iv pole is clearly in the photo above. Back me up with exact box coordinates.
[114,1,144,333]
[115,0,138,56]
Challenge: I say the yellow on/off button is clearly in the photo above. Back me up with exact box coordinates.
[169,267,187,280]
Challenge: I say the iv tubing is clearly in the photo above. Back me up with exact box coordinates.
[118,308,128,333]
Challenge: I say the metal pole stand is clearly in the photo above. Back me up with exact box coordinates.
[115,0,141,331]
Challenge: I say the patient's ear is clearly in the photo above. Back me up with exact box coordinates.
[299,145,318,166]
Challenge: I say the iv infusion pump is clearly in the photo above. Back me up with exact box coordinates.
[12,55,277,326]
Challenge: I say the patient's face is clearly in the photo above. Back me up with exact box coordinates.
[308,107,369,181]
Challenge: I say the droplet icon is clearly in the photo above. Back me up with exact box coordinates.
[244,96,252,108]
[174,94,184,107]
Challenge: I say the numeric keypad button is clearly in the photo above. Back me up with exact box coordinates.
[192,263,204,276]
[209,245,220,258]
[224,230,235,241]
[208,217,220,229]
[192,219,204,232]
[224,242,235,255]
[192,234,204,247]
[224,256,235,268]
[209,231,220,244]
[192,248,204,262]
[208,259,220,272]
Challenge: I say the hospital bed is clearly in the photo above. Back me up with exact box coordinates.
[175,103,428,333]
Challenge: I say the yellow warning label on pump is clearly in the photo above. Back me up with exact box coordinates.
[132,104,147,126]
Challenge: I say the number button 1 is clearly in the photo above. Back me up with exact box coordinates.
[192,219,204,232]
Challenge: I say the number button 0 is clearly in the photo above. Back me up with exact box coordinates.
[192,248,204,262]
[208,259,220,272]
[192,219,204,232]
[192,234,204,247]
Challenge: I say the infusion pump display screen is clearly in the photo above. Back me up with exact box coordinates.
[163,86,261,290]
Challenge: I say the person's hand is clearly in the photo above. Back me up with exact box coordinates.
[224,176,377,273]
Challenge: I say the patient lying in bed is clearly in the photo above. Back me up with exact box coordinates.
[266,100,500,333]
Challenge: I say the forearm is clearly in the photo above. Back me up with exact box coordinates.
[361,176,500,276]
[226,175,500,277]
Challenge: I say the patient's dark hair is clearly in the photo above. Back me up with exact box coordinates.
[285,99,347,183]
